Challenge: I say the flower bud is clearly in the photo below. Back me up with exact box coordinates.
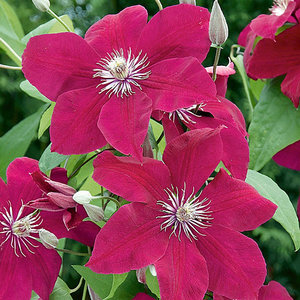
[149,265,157,277]
[209,0,228,45]
[136,267,147,284]
[39,229,58,249]
[73,190,93,205]
[32,0,50,12]
[179,0,196,5]
[83,204,105,222]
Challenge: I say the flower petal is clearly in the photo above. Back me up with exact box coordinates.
[142,57,216,112]
[93,151,171,205]
[133,293,155,300]
[138,4,210,64]
[50,87,108,155]
[258,281,293,300]
[163,128,223,196]
[281,68,300,108]
[85,5,148,55]
[22,33,99,101]
[273,140,300,170]
[155,236,208,300]
[50,167,68,184]
[195,225,266,299]
[0,177,9,205]
[161,114,184,144]
[98,90,152,160]
[200,169,276,231]
[86,203,169,273]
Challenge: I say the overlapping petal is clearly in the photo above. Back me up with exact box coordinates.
[87,203,169,273]
[273,140,300,170]
[258,281,293,300]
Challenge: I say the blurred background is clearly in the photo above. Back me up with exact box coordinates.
[1,0,299,298]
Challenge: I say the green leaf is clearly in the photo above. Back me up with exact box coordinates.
[73,265,113,299]
[49,277,72,300]
[248,78,300,171]
[104,273,128,300]
[246,170,300,251]
[38,103,55,138]
[39,143,69,173]
[146,268,160,298]
[0,104,48,180]
[20,80,51,103]
[249,79,265,101]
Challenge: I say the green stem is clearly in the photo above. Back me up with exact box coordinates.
[155,0,163,10]
[99,196,121,208]
[0,64,22,70]
[56,248,91,257]
[212,46,222,81]
[47,9,72,32]
[70,277,84,294]
[156,131,164,145]
[82,280,88,300]
[0,37,22,65]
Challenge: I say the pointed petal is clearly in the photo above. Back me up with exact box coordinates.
[258,281,293,300]
[47,193,75,209]
[155,236,208,300]
[93,151,171,205]
[163,128,223,196]
[200,169,276,231]
[195,225,266,300]
[45,180,76,196]
[281,68,300,108]
[85,6,148,55]
[98,91,152,160]
[142,57,216,112]
[138,4,210,64]
[50,87,108,155]
[30,247,61,300]
[86,203,169,273]
[22,33,99,101]
[26,197,64,211]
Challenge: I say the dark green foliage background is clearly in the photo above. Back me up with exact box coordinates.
[0,0,299,298]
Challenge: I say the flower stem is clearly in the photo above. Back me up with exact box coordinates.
[99,196,121,208]
[82,280,88,300]
[70,277,84,294]
[47,9,72,32]
[0,64,22,70]
[0,37,22,65]
[156,131,164,145]
[212,46,222,81]
[154,0,163,11]
[56,248,91,257]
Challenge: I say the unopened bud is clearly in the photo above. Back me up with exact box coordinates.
[83,204,105,222]
[136,267,147,284]
[39,229,58,249]
[32,0,50,12]
[209,0,228,45]
[179,0,196,5]
[149,265,157,277]
[73,190,93,205]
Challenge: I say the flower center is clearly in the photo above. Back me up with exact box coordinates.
[0,203,42,257]
[157,186,213,242]
[270,0,292,16]
[93,48,151,98]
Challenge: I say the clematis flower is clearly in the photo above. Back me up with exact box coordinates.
[214,280,293,300]
[87,128,277,300]
[241,23,300,108]
[22,4,216,161]
[0,158,61,300]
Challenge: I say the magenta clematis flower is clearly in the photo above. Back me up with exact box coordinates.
[87,128,276,300]
[241,23,300,108]
[0,158,61,300]
[214,280,293,300]
[22,4,216,160]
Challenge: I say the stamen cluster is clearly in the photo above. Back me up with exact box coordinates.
[270,0,291,16]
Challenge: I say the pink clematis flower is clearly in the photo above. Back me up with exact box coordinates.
[214,280,293,300]
[0,158,61,300]
[87,128,277,300]
[22,4,216,161]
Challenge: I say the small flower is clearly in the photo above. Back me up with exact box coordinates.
[32,0,50,12]
[209,0,228,45]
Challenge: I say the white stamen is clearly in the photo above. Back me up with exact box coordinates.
[157,185,213,242]
[270,0,292,16]
[93,48,151,98]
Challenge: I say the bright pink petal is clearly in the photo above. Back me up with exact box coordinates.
[247,24,300,80]
[273,140,300,170]
[93,151,171,205]
[163,128,223,196]
[86,203,169,273]
[142,57,216,112]
[22,33,99,101]
[50,87,107,155]
[138,4,210,64]
[98,90,152,160]
[50,167,68,184]
[6,158,41,213]
[0,177,9,204]
[258,281,292,300]
[85,6,148,56]
[200,169,276,231]
[238,24,251,47]
[281,68,300,108]
[196,225,266,299]
[30,247,61,300]
[155,236,208,300]
[162,114,184,144]
[26,197,64,211]
[133,293,155,300]
[250,1,296,39]
[47,193,75,208]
